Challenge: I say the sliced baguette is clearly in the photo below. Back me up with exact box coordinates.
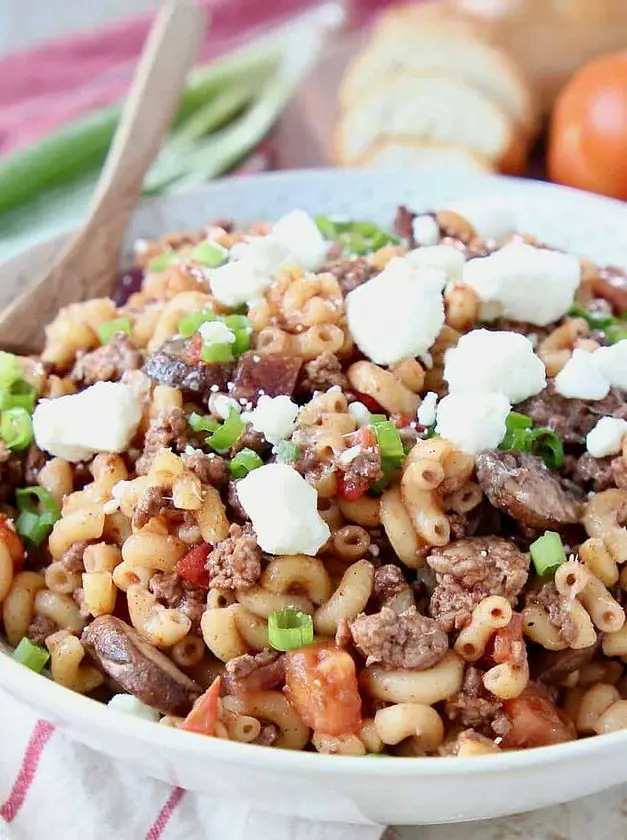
[372,2,477,44]
[334,74,527,174]
[339,33,536,134]
[357,138,494,173]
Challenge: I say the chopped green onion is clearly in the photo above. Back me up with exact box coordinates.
[314,216,398,255]
[15,486,61,546]
[201,342,234,364]
[371,420,404,465]
[224,314,251,330]
[505,411,533,432]
[500,411,563,470]
[231,328,250,357]
[229,447,263,478]
[340,231,368,255]
[369,461,397,494]
[530,531,567,576]
[500,411,532,449]
[568,304,627,345]
[275,440,300,463]
[97,317,131,345]
[207,411,244,453]
[568,303,615,330]
[529,428,564,470]
[371,230,396,251]
[368,418,404,492]
[178,309,216,338]
[1,408,33,451]
[315,215,352,238]
[425,425,438,439]
[605,325,627,344]
[0,352,22,389]
[268,608,314,651]
[12,637,50,673]
[15,511,50,546]
[188,412,219,434]
[351,220,379,237]
[188,240,228,267]
[148,249,179,272]
[0,380,36,413]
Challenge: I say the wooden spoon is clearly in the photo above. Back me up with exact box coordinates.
[0,0,206,353]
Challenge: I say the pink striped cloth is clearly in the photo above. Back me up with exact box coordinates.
[0,689,385,840]
[0,0,315,154]
[0,0,394,155]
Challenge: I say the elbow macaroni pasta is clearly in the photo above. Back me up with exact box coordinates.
[9,203,627,762]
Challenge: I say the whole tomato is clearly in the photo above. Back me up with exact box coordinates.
[548,52,627,199]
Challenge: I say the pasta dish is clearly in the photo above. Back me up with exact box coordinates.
[2,202,627,757]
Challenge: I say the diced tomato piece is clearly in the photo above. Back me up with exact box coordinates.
[337,473,369,502]
[353,426,377,448]
[181,676,222,736]
[492,613,524,665]
[392,413,412,429]
[351,391,384,414]
[284,643,362,736]
[502,686,576,749]
[0,513,24,571]
[184,334,203,365]
[176,543,211,588]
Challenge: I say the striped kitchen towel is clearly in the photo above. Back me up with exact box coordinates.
[0,688,385,840]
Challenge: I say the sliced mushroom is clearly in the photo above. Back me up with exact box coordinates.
[144,337,233,400]
[82,615,202,715]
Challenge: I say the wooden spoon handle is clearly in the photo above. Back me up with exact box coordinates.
[0,0,206,353]
[86,0,206,243]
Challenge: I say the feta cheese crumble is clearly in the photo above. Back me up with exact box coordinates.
[209,393,241,420]
[446,196,515,240]
[243,395,299,446]
[209,210,325,307]
[102,479,133,515]
[412,214,440,247]
[462,242,581,326]
[594,340,627,391]
[33,382,142,463]
[198,321,235,344]
[236,463,330,555]
[272,210,327,271]
[339,445,362,465]
[417,391,438,427]
[107,694,160,722]
[209,259,275,308]
[443,329,546,404]
[554,349,610,400]
[406,244,466,283]
[586,417,627,458]
[348,401,371,427]
[198,320,235,345]
[435,392,511,454]
[229,235,292,275]
[346,256,446,366]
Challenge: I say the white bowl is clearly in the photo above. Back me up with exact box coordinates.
[2,170,627,827]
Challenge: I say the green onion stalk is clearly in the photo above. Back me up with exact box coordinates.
[0,42,280,217]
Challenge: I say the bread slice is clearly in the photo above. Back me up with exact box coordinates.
[372,1,477,44]
[357,138,494,173]
[334,74,527,173]
[339,33,536,134]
